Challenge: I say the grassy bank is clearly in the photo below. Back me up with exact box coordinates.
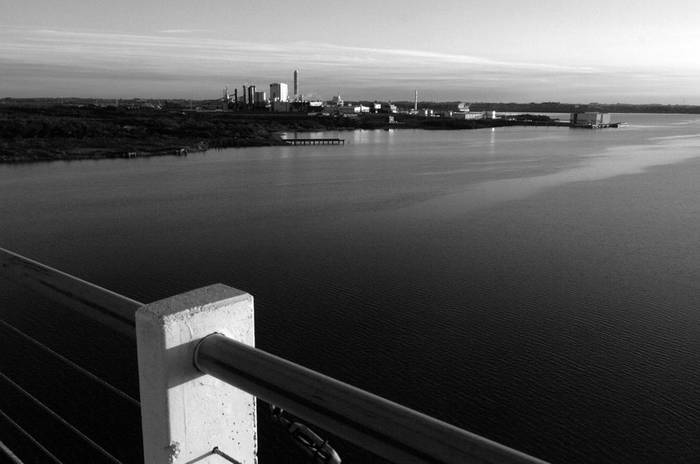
[0,106,399,162]
[0,106,280,162]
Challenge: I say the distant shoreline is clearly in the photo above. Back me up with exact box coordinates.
[5,97,700,114]
[0,105,564,163]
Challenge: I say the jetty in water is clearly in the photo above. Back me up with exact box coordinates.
[284,138,345,145]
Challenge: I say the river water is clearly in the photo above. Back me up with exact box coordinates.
[1,114,700,463]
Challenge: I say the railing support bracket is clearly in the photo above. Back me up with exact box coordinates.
[135,284,257,464]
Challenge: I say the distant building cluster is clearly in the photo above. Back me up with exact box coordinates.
[218,73,505,120]
[222,69,316,113]
[220,69,403,116]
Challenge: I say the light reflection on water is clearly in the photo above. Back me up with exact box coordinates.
[401,134,700,218]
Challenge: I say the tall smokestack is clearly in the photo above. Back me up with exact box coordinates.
[414,90,418,111]
[293,69,299,99]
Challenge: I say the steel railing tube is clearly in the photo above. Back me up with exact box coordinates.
[0,247,140,337]
[194,333,548,464]
[0,244,549,463]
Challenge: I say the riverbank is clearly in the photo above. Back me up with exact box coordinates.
[0,106,287,162]
[0,105,562,162]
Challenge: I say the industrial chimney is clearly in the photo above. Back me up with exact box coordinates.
[293,69,299,100]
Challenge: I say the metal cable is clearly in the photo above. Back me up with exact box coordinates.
[0,372,122,464]
[0,408,63,464]
[0,320,140,406]
[0,439,26,464]
[0,247,140,339]
[212,447,243,464]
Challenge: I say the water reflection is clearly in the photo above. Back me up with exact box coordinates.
[402,134,700,218]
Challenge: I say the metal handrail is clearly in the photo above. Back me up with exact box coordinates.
[195,333,549,464]
[0,248,137,462]
[1,247,549,463]
[0,247,140,338]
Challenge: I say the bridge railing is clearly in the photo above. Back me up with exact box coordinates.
[1,247,548,464]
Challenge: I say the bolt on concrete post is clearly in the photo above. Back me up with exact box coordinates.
[136,284,257,464]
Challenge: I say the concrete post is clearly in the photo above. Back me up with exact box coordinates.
[136,284,256,464]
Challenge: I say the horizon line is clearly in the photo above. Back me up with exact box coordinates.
[2,96,699,107]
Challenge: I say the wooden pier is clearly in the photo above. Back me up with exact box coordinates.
[284,138,345,145]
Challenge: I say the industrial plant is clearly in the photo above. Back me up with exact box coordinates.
[214,69,616,130]
[219,69,503,121]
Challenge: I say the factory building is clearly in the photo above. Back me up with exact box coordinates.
[451,111,484,120]
[570,112,611,127]
[271,101,290,112]
[269,83,288,102]
[254,91,267,108]
[330,94,343,106]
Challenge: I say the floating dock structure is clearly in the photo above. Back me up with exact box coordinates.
[284,138,345,145]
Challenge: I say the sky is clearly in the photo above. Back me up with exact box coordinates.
[2,0,700,103]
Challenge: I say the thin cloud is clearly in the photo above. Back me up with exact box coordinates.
[0,28,698,102]
[3,29,597,73]
[312,42,598,72]
[157,29,208,34]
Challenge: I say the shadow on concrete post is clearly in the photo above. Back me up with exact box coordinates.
[136,284,257,464]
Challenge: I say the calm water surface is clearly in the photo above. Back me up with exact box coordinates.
[1,114,700,463]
